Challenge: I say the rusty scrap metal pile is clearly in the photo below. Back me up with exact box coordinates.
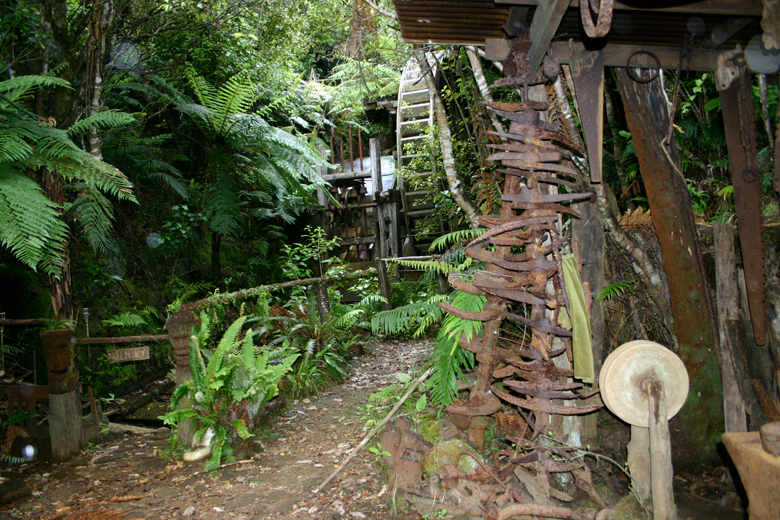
[401,33,610,519]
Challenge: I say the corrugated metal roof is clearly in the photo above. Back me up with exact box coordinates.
[393,0,761,49]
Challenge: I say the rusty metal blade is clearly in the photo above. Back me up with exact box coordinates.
[482,100,547,112]
[487,108,561,133]
[721,72,767,345]
[492,388,601,415]
[504,200,583,217]
[440,302,503,322]
[487,151,563,163]
[572,51,605,183]
[446,392,502,417]
[496,168,579,187]
[506,312,572,337]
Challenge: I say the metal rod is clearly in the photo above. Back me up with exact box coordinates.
[339,139,345,172]
[1,311,5,375]
[358,128,364,169]
[348,128,354,172]
[330,133,335,169]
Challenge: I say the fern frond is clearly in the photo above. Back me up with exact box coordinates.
[430,228,487,252]
[204,173,242,236]
[371,295,446,337]
[66,109,135,136]
[0,75,72,104]
[67,185,118,254]
[58,155,136,202]
[0,165,68,274]
[388,258,455,276]
[428,290,485,407]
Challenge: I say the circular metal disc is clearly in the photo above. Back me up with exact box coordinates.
[746,34,780,74]
[599,340,689,427]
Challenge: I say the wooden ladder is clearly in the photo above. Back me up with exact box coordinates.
[395,52,448,255]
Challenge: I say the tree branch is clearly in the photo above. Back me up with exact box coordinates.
[363,0,397,19]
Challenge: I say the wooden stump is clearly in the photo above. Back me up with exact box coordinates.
[49,390,83,461]
[166,310,200,447]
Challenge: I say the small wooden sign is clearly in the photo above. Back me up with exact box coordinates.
[107,346,149,363]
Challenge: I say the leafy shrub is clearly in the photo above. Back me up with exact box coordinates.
[160,314,298,469]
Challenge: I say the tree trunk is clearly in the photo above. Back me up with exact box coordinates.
[413,49,481,229]
[41,168,73,321]
[466,46,505,136]
[212,233,222,282]
[616,68,723,468]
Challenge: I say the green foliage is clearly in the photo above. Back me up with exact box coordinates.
[371,295,446,338]
[597,280,637,302]
[388,258,457,276]
[0,74,136,274]
[101,312,148,331]
[160,314,299,469]
[429,228,486,252]
[428,290,484,407]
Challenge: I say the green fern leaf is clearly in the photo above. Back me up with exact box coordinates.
[0,165,68,273]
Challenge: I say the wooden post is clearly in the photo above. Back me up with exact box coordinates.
[713,223,748,433]
[166,310,200,447]
[616,68,723,468]
[627,425,652,504]
[376,257,392,311]
[572,199,606,448]
[376,190,401,259]
[42,328,82,461]
[646,380,677,520]
[370,138,382,195]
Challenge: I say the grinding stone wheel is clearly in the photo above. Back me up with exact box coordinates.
[599,340,689,427]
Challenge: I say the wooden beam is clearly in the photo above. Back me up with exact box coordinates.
[616,68,723,467]
[74,334,170,345]
[698,18,753,49]
[321,170,371,182]
[495,0,762,17]
[486,39,721,70]
[528,0,571,72]
[0,319,46,326]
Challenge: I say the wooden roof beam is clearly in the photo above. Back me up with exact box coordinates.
[698,18,753,49]
[486,39,722,71]
[528,0,571,72]
[496,0,762,17]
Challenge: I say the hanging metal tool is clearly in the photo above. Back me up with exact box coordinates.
[719,60,767,345]
[442,31,599,443]
[571,49,605,183]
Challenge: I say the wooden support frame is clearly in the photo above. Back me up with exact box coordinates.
[486,40,721,71]
[527,0,570,72]
[494,0,761,17]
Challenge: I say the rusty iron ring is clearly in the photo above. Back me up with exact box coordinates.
[626,51,660,83]
[742,168,759,183]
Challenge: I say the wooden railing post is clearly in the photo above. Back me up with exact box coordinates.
[41,328,82,461]
[166,309,200,447]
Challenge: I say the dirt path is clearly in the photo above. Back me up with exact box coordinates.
[2,340,432,520]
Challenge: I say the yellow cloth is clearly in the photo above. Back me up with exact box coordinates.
[562,253,594,383]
